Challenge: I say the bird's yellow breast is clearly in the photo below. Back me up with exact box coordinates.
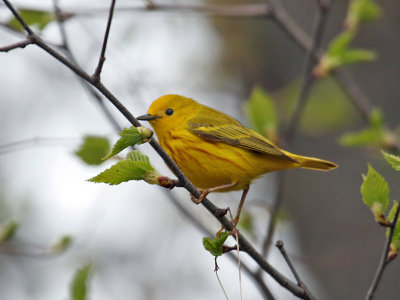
[155,127,296,192]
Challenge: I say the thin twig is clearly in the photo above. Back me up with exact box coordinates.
[52,0,123,133]
[92,0,116,82]
[2,1,314,297]
[268,0,372,123]
[5,3,272,18]
[276,240,315,300]
[0,137,78,155]
[283,0,332,139]
[365,204,400,300]
[0,38,32,52]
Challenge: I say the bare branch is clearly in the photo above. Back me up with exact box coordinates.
[283,0,332,139]
[268,0,372,122]
[92,0,116,82]
[276,240,315,300]
[1,1,315,297]
[0,38,32,52]
[366,204,400,300]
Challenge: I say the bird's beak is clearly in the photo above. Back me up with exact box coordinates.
[136,113,161,121]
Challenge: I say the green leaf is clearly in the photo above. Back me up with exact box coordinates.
[346,0,381,30]
[382,151,400,171]
[329,30,356,55]
[102,126,153,160]
[75,136,110,165]
[339,108,389,148]
[244,86,277,140]
[7,9,54,32]
[70,264,91,300]
[89,151,160,185]
[203,231,230,257]
[316,30,377,76]
[339,49,377,65]
[51,235,72,253]
[361,164,390,223]
[339,127,383,147]
[0,220,19,242]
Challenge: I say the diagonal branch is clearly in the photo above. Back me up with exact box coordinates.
[92,0,116,82]
[283,0,332,139]
[2,1,315,297]
[365,204,400,300]
[268,0,372,122]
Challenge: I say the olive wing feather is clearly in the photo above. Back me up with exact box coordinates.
[187,113,296,161]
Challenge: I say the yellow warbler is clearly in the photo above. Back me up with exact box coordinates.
[138,95,337,223]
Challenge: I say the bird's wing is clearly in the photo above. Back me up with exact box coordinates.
[187,114,295,161]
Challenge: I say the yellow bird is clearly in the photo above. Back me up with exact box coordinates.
[138,95,337,224]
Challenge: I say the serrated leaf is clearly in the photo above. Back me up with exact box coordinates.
[88,159,150,185]
[382,151,400,171]
[7,9,54,32]
[126,150,150,164]
[70,263,91,300]
[75,136,110,165]
[361,164,390,222]
[102,126,153,160]
[0,220,19,242]
[51,235,72,253]
[203,232,230,257]
[244,86,277,140]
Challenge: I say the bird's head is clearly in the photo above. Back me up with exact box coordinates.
[137,94,200,131]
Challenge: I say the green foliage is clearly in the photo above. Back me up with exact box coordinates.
[102,126,153,160]
[203,231,230,257]
[346,0,381,30]
[244,86,277,141]
[316,30,377,76]
[51,235,72,253]
[339,108,397,149]
[382,151,400,171]
[7,9,54,32]
[277,77,356,135]
[70,264,91,300]
[89,150,160,185]
[361,164,389,224]
[0,220,19,242]
[75,136,110,165]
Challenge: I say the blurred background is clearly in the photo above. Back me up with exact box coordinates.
[0,0,400,299]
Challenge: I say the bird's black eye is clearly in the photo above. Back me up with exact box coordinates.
[165,108,174,116]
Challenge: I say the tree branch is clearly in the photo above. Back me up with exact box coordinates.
[1,0,316,297]
[276,240,315,300]
[0,38,32,52]
[283,0,332,139]
[365,204,400,300]
[268,0,372,122]
[92,0,116,82]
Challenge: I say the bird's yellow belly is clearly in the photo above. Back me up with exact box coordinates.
[158,133,296,192]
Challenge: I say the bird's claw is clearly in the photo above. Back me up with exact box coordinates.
[190,189,209,204]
